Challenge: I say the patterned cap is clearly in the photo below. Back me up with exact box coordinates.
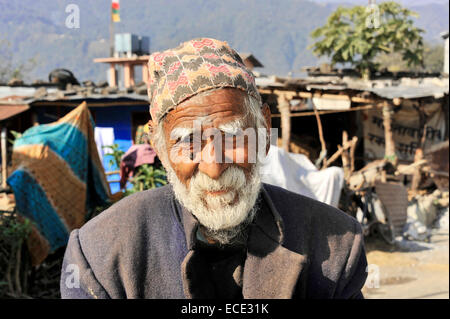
[147,38,261,123]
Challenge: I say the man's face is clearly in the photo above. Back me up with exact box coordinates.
[163,88,254,185]
[157,88,268,234]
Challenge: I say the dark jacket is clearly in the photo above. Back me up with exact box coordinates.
[60,183,368,299]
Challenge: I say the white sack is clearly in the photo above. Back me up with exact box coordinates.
[260,145,344,207]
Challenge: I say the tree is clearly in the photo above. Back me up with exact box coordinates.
[421,42,444,73]
[376,42,444,73]
[309,1,425,79]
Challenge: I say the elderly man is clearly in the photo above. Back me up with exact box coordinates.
[60,38,368,299]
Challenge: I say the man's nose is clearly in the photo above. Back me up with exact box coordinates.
[197,138,229,180]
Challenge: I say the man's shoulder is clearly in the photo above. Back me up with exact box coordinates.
[62,185,181,298]
[78,185,175,244]
[263,183,360,238]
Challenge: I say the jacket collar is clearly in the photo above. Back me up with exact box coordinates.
[176,184,307,299]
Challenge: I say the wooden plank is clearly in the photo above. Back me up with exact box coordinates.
[258,88,381,104]
[109,64,117,88]
[270,103,383,118]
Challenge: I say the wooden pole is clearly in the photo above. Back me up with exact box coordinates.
[109,63,117,87]
[130,66,135,87]
[1,127,8,188]
[349,136,358,175]
[326,135,358,168]
[313,104,327,168]
[142,63,149,84]
[382,101,398,167]
[277,95,291,152]
[411,124,428,191]
[124,63,131,88]
[341,131,351,178]
[109,9,114,57]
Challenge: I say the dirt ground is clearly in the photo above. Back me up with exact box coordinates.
[362,223,449,299]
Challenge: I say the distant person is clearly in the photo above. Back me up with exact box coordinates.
[60,38,367,299]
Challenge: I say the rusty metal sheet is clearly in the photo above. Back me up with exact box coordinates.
[425,140,449,191]
[375,181,409,236]
[0,104,30,122]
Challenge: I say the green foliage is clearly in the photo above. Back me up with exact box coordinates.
[0,214,32,247]
[309,1,425,78]
[125,164,167,195]
[422,43,445,73]
[0,211,33,298]
[376,42,444,73]
[102,143,124,169]
[103,144,166,195]
[8,130,23,146]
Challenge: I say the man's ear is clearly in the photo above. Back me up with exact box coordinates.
[146,119,157,150]
[146,118,171,170]
[261,103,271,155]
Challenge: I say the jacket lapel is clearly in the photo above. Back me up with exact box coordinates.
[177,184,308,299]
[242,186,308,299]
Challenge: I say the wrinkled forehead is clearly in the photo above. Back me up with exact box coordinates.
[162,88,250,133]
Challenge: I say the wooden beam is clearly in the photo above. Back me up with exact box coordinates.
[270,103,383,118]
[326,147,344,166]
[1,127,7,188]
[341,131,350,178]
[142,63,149,84]
[313,103,327,168]
[129,65,135,87]
[349,136,358,175]
[258,88,382,104]
[382,101,398,166]
[94,56,150,64]
[124,63,132,88]
[109,64,117,88]
[325,134,358,169]
[277,95,291,152]
[31,101,148,107]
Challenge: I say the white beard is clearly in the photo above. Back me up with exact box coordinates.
[166,164,262,239]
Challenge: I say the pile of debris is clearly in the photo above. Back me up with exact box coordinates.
[342,141,449,244]
[404,189,449,241]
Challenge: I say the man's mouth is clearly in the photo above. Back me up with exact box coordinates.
[204,189,231,196]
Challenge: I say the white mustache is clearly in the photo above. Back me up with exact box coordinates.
[189,166,246,193]
[167,161,261,233]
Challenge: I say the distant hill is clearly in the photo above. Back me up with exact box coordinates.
[0,0,448,83]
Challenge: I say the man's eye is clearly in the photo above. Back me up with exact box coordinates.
[176,134,193,146]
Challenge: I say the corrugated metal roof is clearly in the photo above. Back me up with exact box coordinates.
[31,92,148,102]
[0,105,30,121]
[0,85,149,106]
[256,75,449,99]
[365,85,449,99]
[0,86,36,99]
